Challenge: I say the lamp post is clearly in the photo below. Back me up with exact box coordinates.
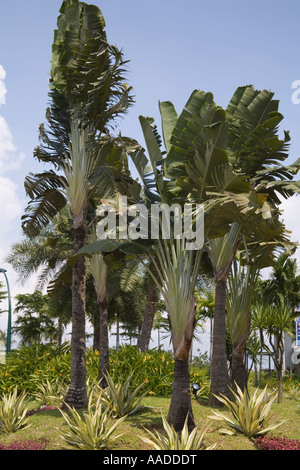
[0,268,12,355]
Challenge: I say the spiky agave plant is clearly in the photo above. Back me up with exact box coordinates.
[58,392,125,450]
[34,378,67,408]
[208,383,285,440]
[99,371,148,418]
[140,414,216,450]
[0,389,31,434]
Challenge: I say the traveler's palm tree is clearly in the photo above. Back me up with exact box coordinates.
[163,85,300,406]
[76,86,299,424]
[21,0,133,408]
[122,92,254,430]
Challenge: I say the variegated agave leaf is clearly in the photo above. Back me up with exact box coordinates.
[141,414,216,450]
[208,384,285,438]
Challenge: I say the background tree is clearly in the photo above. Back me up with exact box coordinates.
[252,301,298,402]
[13,291,56,346]
[259,253,300,310]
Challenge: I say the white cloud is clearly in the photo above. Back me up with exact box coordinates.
[0,67,20,174]
[0,65,24,221]
[0,64,37,334]
[0,175,23,224]
[0,64,25,268]
[0,65,7,106]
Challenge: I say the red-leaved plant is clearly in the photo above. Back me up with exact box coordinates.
[256,435,300,450]
[0,438,49,450]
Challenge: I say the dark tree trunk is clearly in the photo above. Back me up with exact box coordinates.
[63,223,88,409]
[167,300,196,432]
[93,307,100,351]
[57,317,63,347]
[208,279,230,407]
[231,319,250,392]
[167,358,195,432]
[98,292,109,389]
[232,347,247,392]
[137,277,158,352]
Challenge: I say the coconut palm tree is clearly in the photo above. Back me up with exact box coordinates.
[21,0,133,408]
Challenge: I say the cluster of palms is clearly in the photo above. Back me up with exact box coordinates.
[6,0,300,432]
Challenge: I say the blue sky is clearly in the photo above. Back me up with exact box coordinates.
[0,0,299,349]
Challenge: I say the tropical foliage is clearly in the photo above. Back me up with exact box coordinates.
[98,371,148,418]
[4,0,300,442]
[58,393,126,450]
[0,389,31,434]
[209,384,285,440]
[141,414,216,450]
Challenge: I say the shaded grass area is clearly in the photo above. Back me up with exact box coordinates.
[0,391,300,450]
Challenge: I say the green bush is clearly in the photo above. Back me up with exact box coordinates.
[0,343,208,398]
[0,343,71,395]
[108,346,175,396]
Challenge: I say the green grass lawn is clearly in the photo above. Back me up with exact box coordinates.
[0,391,300,450]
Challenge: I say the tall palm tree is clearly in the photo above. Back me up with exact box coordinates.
[21,0,133,408]
[117,92,253,430]
[164,85,300,406]
[7,209,72,291]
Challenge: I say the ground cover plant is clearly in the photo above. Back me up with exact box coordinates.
[0,390,299,450]
[0,344,299,450]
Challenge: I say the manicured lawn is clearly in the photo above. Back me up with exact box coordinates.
[0,391,299,450]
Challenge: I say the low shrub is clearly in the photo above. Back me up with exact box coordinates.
[256,435,300,450]
[108,346,175,396]
[0,343,208,398]
[0,343,71,395]
[0,438,49,450]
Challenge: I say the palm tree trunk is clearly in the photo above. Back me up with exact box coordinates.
[231,319,251,392]
[137,277,158,352]
[57,317,63,347]
[93,308,100,351]
[64,223,88,409]
[167,357,195,432]
[98,288,109,389]
[208,279,230,407]
[232,345,247,392]
[116,317,120,351]
[167,301,196,432]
